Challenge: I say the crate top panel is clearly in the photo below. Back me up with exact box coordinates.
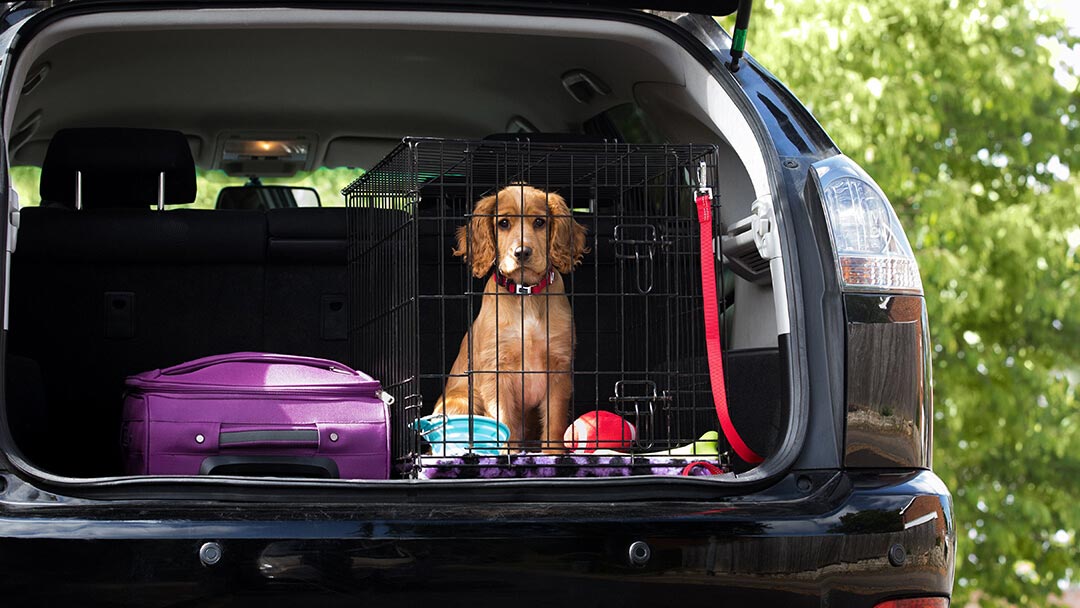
[342,138,720,197]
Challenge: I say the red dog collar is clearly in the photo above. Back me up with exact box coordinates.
[493,267,557,295]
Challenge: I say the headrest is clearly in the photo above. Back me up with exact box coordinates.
[39,128,196,210]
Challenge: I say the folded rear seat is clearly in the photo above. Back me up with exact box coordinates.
[264,207,349,363]
[8,128,267,476]
[267,207,346,263]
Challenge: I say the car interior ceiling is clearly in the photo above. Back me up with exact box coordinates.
[1,11,786,479]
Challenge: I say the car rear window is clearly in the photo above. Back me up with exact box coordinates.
[10,166,357,208]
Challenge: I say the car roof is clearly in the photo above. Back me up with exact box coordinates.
[30,0,740,16]
[8,7,719,171]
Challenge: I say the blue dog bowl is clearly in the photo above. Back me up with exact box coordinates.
[414,415,510,456]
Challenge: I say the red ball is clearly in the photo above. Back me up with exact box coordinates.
[563,411,637,453]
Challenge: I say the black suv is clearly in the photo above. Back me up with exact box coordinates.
[0,2,954,606]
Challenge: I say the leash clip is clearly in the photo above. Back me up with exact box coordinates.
[696,160,712,199]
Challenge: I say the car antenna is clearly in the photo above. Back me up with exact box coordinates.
[728,0,753,73]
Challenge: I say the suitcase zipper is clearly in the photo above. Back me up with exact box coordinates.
[125,383,382,398]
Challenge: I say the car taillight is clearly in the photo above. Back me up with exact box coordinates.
[812,155,922,295]
[810,155,934,470]
[873,598,949,608]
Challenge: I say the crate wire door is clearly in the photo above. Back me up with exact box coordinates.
[344,138,727,478]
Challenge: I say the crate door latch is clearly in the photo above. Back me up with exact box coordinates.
[609,380,673,449]
[612,224,662,294]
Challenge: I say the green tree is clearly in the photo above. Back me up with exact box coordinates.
[743,1,1080,604]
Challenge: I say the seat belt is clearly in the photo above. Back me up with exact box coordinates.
[695,177,764,464]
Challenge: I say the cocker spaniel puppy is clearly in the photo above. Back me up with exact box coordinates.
[433,185,588,452]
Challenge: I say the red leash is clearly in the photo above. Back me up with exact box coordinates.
[680,461,725,476]
[695,192,763,464]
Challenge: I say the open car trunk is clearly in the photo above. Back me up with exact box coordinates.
[0,4,794,490]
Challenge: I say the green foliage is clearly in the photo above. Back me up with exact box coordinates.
[10,166,41,207]
[745,1,1080,604]
[9,166,360,209]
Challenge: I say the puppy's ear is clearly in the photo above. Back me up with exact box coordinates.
[453,193,498,278]
[547,192,590,274]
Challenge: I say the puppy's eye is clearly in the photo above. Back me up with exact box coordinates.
[497,219,510,230]
[533,218,546,228]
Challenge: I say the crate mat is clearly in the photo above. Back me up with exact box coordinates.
[416,454,727,479]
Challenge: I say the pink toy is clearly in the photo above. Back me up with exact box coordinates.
[563,411,637,453]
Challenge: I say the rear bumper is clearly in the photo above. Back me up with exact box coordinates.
[0,470,953,607]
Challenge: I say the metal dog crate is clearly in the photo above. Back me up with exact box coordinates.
[343,137,729,478]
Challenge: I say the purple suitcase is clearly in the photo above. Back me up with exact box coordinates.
[121,352,392,479]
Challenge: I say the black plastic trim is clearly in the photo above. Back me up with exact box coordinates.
[843,294,931,469]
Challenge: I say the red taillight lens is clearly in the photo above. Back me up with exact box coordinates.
[873,598,949,608]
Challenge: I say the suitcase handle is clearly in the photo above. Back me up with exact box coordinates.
[161,353,359,377]
[199,455,340,478]
[219,428,320,448]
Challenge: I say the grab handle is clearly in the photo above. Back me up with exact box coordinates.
[218,428,320,449]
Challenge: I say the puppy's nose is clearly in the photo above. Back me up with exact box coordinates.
[514,246,533,260]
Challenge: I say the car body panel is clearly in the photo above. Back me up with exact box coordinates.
[670,13,855,473]
[40,0,743,12]
[0,2,953,605]
[0,470,953,607]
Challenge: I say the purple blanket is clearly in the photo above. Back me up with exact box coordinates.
[416,453,727,479]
